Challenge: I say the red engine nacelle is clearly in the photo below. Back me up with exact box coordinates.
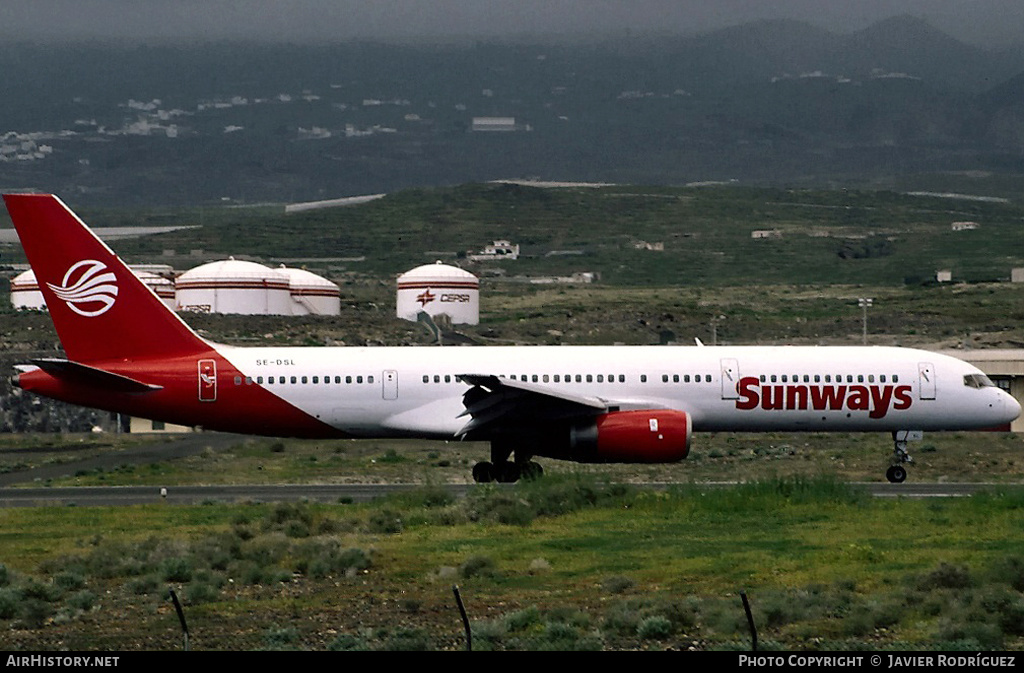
[571,409,692,463]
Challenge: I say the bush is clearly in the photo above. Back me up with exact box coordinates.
[505,606,542,632]
[380,627,432,651]
[459,555,497,579]
[186,581,220,605]
[20,598,53,629]
[637,615,674,640]
[160,557,194,583]
[54,571,86,592]
[67,589,98,612]
[365,509,403,534]
[917,562,972,591]
[988,555,1024,592]
[0,587,21,619]
[601,575,635,595]
[263,625,300,650]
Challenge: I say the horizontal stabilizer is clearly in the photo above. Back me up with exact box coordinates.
[30,358,162,394]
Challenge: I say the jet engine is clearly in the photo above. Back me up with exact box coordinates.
[533,409,692,463]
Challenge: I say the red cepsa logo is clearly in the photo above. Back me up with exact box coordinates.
[734,376,913,419]
[416,289,436,307]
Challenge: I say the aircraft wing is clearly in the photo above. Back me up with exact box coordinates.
[456,373,609,439]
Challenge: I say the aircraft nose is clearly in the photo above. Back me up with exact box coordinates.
[1005,391,1022,423]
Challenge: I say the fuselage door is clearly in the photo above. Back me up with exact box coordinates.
[918,362,936,400]
[720,358,740,400]
[382,369,398,400]
[198,359,217,402]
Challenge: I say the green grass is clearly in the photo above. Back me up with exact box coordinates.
[2,476,1023,650]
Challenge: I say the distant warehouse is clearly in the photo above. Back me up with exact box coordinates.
[471,117,531,132]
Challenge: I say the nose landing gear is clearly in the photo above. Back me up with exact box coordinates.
[886,430,922,483]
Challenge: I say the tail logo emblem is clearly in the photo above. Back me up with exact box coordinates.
[46,260,119,317]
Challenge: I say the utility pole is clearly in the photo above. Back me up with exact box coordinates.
[859,298,873,345]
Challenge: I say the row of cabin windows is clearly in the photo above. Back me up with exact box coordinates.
[419,373,714,384]
[662,374,714,383]
[234,375,375,386]
[234,372,903,388]
[759,373,900,384]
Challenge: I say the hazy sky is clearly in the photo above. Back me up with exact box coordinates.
[1,0,1022,46]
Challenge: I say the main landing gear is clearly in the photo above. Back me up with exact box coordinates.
[472,440,544,483]
[886,430,922,483]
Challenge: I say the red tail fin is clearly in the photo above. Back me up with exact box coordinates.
[4,194,208,363]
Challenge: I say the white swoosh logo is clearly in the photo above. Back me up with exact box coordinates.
[47,260,119,317]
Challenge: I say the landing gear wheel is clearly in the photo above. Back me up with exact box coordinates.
[886,465,907,484]
[887,431,919,484]
[472,461,494,483]
[496,461,521,483]
[520,461,544,481]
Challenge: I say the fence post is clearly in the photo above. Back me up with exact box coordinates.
[452,585,472,651]
[740,590,757,652]
[169,589,190,651]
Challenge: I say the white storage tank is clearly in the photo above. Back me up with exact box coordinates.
[277,266,341,316]
[11,267,176,311]
[396,261,479,325]
[175,258,292,315]
[10,269,45,310]
[134,271,177,310]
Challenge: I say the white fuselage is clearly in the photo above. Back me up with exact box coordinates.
[215,344,1020,438]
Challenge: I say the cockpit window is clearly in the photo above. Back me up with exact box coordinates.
[963,374,996,389]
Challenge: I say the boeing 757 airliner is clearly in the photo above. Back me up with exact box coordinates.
[4,194,1019,483]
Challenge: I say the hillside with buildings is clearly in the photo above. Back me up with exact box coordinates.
[1,17,1024,206]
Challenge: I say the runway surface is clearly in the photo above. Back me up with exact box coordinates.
[0,481,999,507]
[0,432,1009,507]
